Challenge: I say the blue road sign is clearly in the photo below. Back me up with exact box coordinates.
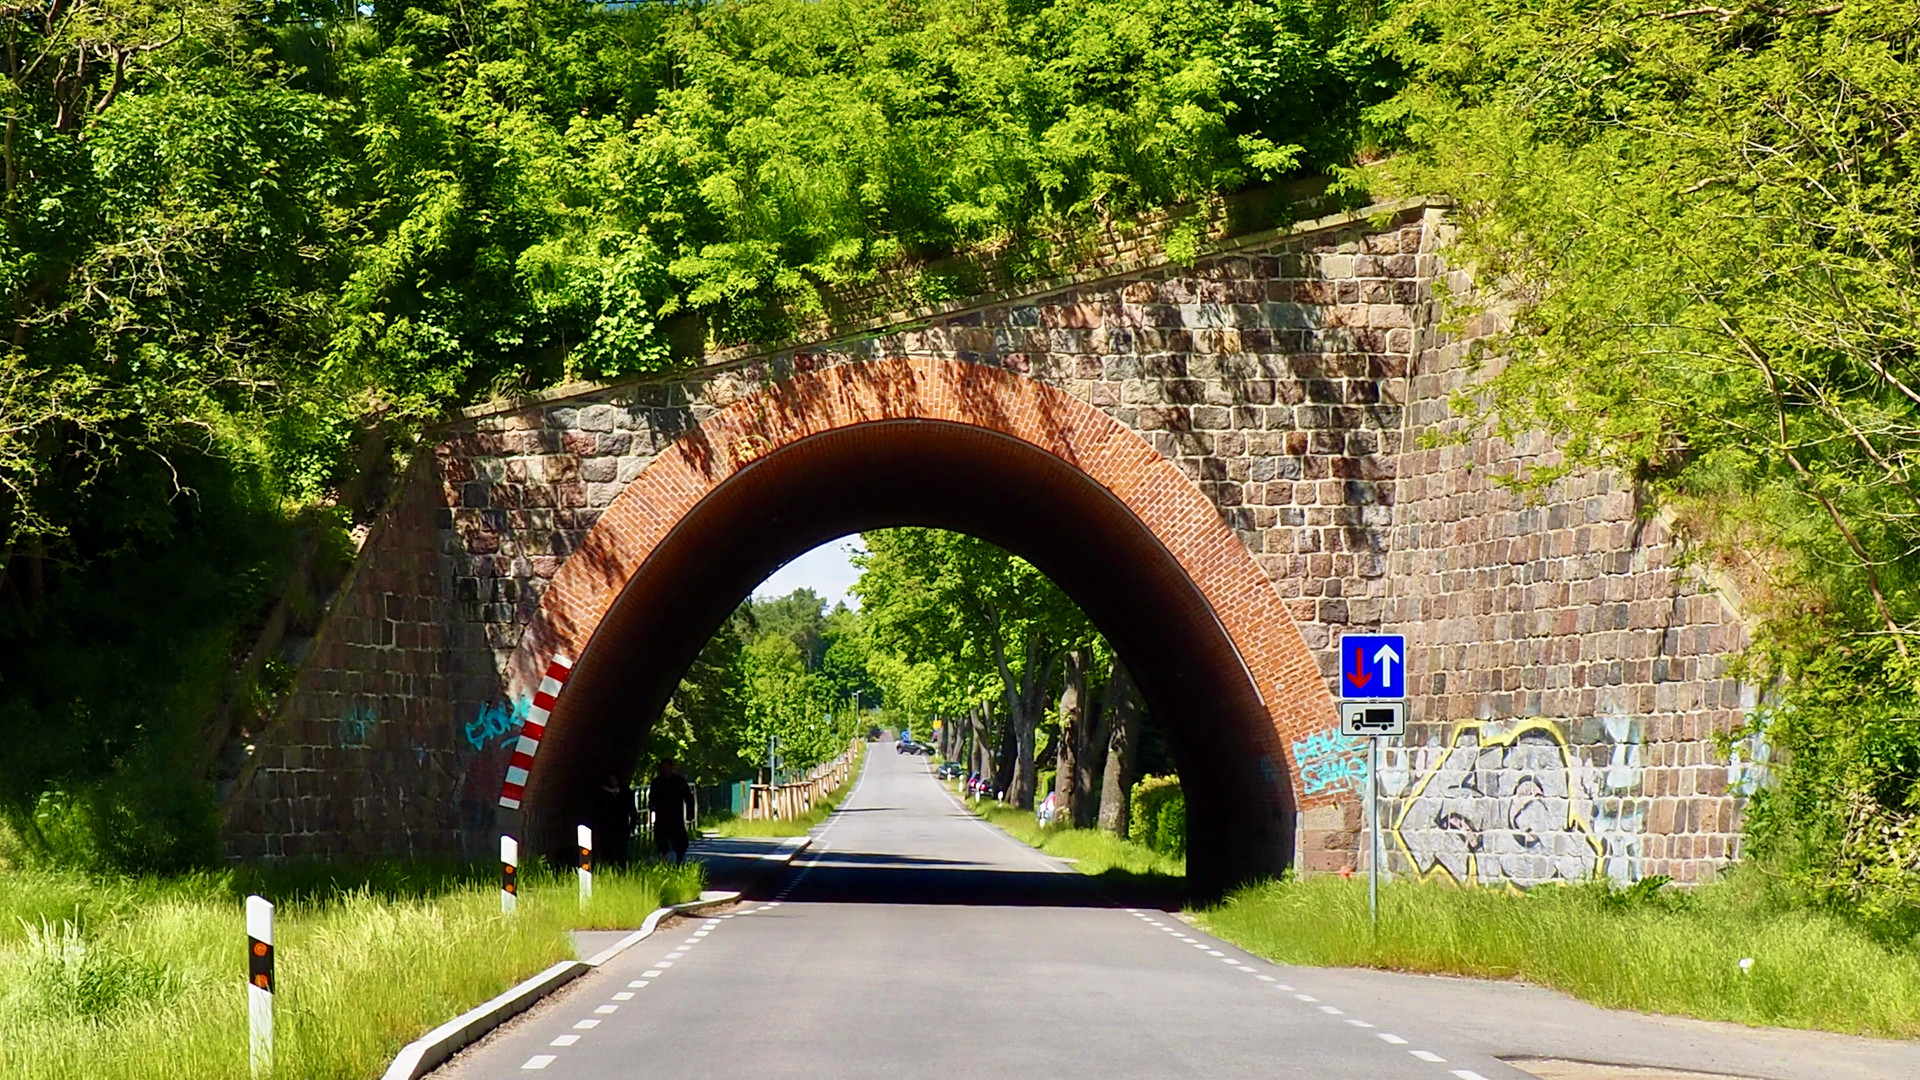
[1339,633,1406,699]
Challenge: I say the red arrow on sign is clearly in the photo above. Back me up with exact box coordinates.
[1345,647,1373,689]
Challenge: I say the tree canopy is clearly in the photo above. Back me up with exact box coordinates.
[1373,0,1920,924]
[0,0,1385,865]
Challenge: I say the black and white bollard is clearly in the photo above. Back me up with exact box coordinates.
[246,895,273,1077]
[501,835,518,914]
[577,824,593,906]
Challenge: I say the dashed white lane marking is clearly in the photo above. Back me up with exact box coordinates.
[1377,1033,1408,1045]
[521,1054,556,1070]
[1274,983,1295,991]
[1205,949,1226,956]
[683,936,702,943]
[1178,936,1198,942]
[1318,1006,1344,1015]
[1345,1019,1374,1028]
[1411,1051,1446,1062]
[1294,994,1318,1002]
[628,980,649,988]
[613,991,634,1000]
[549,1035,579,1047]
[1451,1072,1492,1080]
[1256,975,1275,981]
[594,1004,618,1014]
[655,960,674,968]
[642,968,664,977]
[572,1019,600,1030]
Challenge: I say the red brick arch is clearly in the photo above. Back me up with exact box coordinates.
[505,356,1337,891]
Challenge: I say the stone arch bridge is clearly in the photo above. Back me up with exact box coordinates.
[224,198,1753,896]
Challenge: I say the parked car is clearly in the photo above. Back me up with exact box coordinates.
[935,762,963,780]
[896,739,919,754]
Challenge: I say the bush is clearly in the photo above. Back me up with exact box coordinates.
[1128,775,1185,857]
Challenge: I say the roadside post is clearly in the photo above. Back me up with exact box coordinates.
[577,824,593,906]
[501,835,517,914]
[245,894,273,1077]
[1338,633,1406,934]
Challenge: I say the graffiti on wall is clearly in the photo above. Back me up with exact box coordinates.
[464,697,530,752]
[1293,728,1369,796]
[1387,714,1646,887]
[339,706,379,749]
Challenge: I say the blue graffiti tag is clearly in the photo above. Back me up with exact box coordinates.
[340,706,379,749]
[464,697,531,752]
[1293,728,1369,796]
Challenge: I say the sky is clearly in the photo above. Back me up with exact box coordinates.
[752,534,865,609]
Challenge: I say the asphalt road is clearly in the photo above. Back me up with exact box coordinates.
[439,745,1552,1080]
[436,743,1918,1080]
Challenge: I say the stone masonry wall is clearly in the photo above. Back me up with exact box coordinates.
[225,198,1753,886]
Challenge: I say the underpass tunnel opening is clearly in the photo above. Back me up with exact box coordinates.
[519,420,1298,898]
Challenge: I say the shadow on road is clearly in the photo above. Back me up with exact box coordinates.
[774,852,1188,911]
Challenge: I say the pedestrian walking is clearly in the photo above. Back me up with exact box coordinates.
[649,757,695,865]
[594,773,634,867]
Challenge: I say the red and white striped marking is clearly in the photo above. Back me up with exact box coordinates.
[498,654,574,810]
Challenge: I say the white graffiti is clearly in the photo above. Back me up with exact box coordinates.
[1389,715,1647,888]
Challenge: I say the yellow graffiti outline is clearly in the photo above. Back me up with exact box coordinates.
[1387,718,1604,888]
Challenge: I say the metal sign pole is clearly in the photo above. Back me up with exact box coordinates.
[1368,735,1380,935]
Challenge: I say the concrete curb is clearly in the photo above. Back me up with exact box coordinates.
[379,888,742,1080]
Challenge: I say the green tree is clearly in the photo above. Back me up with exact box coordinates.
[0,0,1389,866]
[855,529,1093,808]
[1371,0,1920,924]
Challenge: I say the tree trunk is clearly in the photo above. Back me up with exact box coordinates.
[993,708,1017,797]
[1097,661,1142,837]
[1004,633,1059,811]
[1057,648,1090,819]
[972,705,992,782]
[1073,657,1114,829]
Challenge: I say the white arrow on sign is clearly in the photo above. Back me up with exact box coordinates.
[1372,642,1401,687]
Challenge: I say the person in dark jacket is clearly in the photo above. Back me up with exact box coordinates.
[649,757,695,865]
[594,773,634,867]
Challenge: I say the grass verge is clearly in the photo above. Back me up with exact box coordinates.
[968,798,1185,877]
[1199,873,1920,1040]
[947,782,1186,908]
[951,780,1918,1039]
[703,741,867,839]
[0,859,703,1080]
